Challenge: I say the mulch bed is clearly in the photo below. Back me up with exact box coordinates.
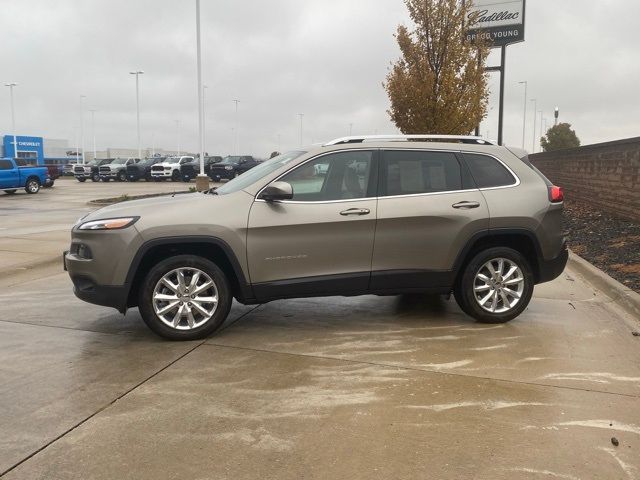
[563,200,640,293]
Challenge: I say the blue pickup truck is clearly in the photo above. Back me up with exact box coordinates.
[0,158,48,195]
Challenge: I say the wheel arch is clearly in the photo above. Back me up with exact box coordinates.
[453,229,543,285]
[125,237,253,309]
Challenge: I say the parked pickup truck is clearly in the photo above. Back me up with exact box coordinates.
[208,155,260,181]
[150,156,194,181]
[99,158,140,181]
[0,158,48,194]
[75,158,115,182]
[180,156,222,181]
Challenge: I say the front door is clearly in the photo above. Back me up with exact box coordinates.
[0,160,18,189]
[247,150,378,299]
[370,149,489,290]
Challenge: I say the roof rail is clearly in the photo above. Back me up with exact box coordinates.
[323,135,495,146]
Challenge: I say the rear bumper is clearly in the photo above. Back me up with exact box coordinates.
[537,243,568,284]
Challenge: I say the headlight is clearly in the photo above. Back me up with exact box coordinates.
[224,165,233,170]
[78,217,139,230]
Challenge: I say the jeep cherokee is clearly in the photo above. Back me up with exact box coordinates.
[64,135,567,340]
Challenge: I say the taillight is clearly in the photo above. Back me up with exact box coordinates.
[548,185,564,203]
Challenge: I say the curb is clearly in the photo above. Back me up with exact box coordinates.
[568,251,640,322]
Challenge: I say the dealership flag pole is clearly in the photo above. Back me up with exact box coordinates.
[80,95,86,164]
[195,0,209,191]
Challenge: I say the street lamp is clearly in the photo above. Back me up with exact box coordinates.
[4,83,18,161]
[530,98,537,153]
[203,84,208,156]
[518,81,527,148]
[175,120,181,155]
[233,99,240,154]
[554,107,559,126]
[298,113,304,147]
[349,123,354,135]
[129,70,144,160]
[195,0,208,191]
[89,109,97,160]
[80,95,86,164]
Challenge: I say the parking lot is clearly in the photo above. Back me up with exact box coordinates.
[1,178,639,479]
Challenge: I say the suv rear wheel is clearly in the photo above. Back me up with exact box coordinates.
[139,255,232,340]
[454,247,534,323]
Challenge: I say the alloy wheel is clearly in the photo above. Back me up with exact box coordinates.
[152,267,219,330]
[473,258,525,313]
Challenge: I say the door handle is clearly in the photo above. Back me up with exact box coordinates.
[340,208,370,216]
[452,201,480,209]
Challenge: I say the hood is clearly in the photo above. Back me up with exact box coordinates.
[82,192,204,222]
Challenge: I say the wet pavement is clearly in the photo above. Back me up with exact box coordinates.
[1,266,639,479]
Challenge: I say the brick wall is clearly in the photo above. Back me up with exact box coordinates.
[530,137,640,222]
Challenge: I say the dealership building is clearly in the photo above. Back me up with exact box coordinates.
[2,134,185,164]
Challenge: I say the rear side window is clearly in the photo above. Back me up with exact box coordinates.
[381,150,462,196]
[0,160,12,170]
[463,153,516,188]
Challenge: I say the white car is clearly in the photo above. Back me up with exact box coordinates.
[150,156,194,181]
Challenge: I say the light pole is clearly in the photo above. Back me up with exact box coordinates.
[298,113,304,147]
[518,81,527,148]
[79,95,87,164]
[203,84,208,156]
[538,110,543,141]
[175,120,181,155]
[129,70,144,160]
[349,123,353,135]
[195,0,208,191]
[4,83,18,160]
[530,98,537,152]
[89,109,97,160]
[233,99,240,154]
[554,107,559,126]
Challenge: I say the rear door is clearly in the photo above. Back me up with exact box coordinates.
[370,149,489,290]
[0,160,19,189]
[247,149,378,297]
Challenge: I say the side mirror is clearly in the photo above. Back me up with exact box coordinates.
[259,181,293,202]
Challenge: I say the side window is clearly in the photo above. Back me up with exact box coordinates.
[280,151,373,201]
[382,150,462,196]
[0,160,12,170]
[463,153,516,188]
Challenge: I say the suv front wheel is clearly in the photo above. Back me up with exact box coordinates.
[139,255,232,340]
[454,247,534,323]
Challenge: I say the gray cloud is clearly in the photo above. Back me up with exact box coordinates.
[1,0,639,156]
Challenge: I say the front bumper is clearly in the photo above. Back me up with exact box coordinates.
[537,243,569,284]
[209,169,235,181]
[151,171,173,177]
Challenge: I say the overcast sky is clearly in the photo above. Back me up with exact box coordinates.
[1,0,639,156]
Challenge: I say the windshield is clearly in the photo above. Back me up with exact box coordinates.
[164,158,180,164]
[111,158,128,165]
[219,156,243,165]
[216,151,306,195]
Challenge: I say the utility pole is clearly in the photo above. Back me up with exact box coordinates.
[4,83,18,160]
[518,81,527,148]
[79,95,87,164]
[129,70,144,160]
[349,123,353,135]
[176,120,181,155]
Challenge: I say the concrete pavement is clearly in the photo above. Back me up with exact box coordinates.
[0,267,638,479]
[1,177,639,479]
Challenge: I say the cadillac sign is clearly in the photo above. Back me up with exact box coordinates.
[466,0,525,47]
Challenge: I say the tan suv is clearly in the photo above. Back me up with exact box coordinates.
[64,135,567,340]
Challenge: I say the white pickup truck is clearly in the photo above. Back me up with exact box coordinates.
[150,156,194,181]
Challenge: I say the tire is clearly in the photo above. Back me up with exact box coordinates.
[25,178,40,194]
[91,173,100,182]
[138,255,233,340]
[182,176,191,182]
[453,247,534,324]
[77,177,87,183]
[171,170,180,182]
[118,171,127,182]
[4,189,17,195]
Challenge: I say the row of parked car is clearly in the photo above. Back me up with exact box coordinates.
[71,155,262,183]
